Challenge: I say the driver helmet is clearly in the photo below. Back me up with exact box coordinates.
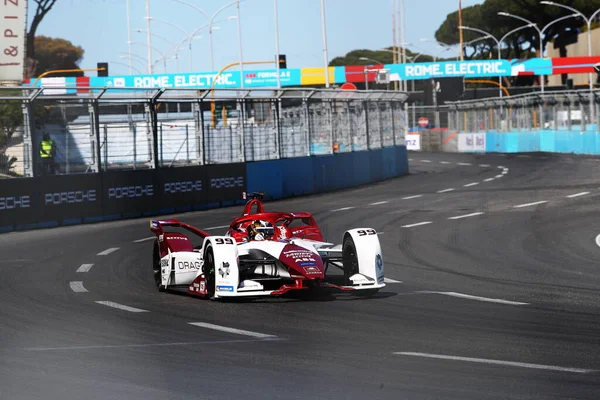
[248,220,274,241]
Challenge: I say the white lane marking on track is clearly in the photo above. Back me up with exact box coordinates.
[408,158,414,161]
[97,247,119,256]
[483,178,495,182]
[384,277,402,283]
[457,162,472,166]
[370,201,389,206]
[437,188,455,193]
[479,164,491,167]
[463,182,479,187]
[95,301,149,313]
[502,170,509,175]
[76,264,93,273]
[513,201,548,208]
[402,195,423,200]
[69,281,88,293]
[595,234,600,249]
[203,225,230,231]
[495,175,503,178]
[418,291,529,305]
[420,160,431,163]
[401,221,433,228]
[566,192,590,198]
[439,161,450,164]
[189,322,277,339]
[497,165,505,169]
[332,206,355,212]
[392,352,595,374]
[448,212,484,220]
[133,237,155,243]
[23,338,281,352]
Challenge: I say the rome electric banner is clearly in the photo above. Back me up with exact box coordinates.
[24,56,600,91]
[0,0,27,81]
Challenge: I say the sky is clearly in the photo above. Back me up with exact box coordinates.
[28,0,485,76]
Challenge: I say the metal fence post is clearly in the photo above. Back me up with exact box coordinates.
[192,101,203,164]
[87,99,101,173]
[364,99,370,150]
[391,101,396,147]
[185,124,190,164]
[20,100,35,177]
[274,98,282,159]
[303,98,311,156]
[237,98,246,162]
[133,123,137,169]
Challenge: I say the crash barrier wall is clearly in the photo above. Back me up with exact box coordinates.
[0,146,408,233]
[246,146,408,200]
[407,129,458,153]
[444,88,600,155]
[0,87,409,178]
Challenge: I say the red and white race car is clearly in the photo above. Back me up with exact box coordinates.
[149,192,385,300]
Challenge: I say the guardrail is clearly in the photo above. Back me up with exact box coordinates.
[0,86,410,233]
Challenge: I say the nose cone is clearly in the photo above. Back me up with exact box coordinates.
[279,244,324,279]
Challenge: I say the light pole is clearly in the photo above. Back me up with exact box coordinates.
[459,26,503,97]
[126,0,132,74]
[112,60,144,75]
[169,0,241,73]
[420,38,458,60]
[145,0,152,74]
[236,0,244,88]
[131,41,169,72]
[541,2,600,96]
[274,0,281,88]
[136,29,185,72]
[359,57,389,90]
[498,11,580,93]
[320,0,330,88]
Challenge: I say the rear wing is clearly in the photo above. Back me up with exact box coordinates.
[149,219,210,238]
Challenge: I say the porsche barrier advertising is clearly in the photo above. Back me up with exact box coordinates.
[0,164,246,232]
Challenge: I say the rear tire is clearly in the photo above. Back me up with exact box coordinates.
[203,246,216,299]
[153,240,166,292]
[342,235,359,286]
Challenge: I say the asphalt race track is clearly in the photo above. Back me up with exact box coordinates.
[2,151,600,399]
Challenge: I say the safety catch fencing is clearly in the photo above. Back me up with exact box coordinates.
[446,89,600,133]
[0,87,409,178]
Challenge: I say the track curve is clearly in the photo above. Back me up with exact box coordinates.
[2,152,600,399]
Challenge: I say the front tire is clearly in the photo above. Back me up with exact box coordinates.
[153,240,166,292]
[203,246,216,299]
[342,234,359,286]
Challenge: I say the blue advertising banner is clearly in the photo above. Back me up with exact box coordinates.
[385,59,554,81]
[87,68,302,90]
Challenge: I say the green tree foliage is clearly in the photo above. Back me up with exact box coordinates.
[26,0,59,78]
[34,36,85,77]
[436,0,600,59]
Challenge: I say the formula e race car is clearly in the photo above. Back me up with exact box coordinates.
[149,192,385,300]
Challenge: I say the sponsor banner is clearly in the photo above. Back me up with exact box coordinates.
[86,69,301,90]
[157,165,207,210]
[387,60,512,81]
[205,163,246,204]
[0,177,37,228]
[39,173,102,222]
[242,69,301,87]
[458,133,486,153]
[405,134,421,151]
[101,169,158,216]
[0,0,27,81]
